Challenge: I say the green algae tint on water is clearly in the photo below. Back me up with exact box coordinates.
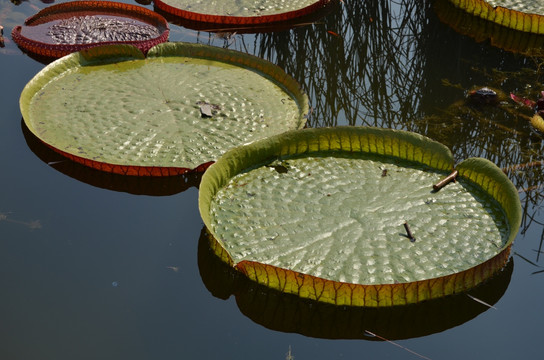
[210,153,509,285]
[25,52,303,170]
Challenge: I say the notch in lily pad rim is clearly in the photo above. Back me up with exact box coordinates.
[199,126,522,307]
[11,1,170,59]
[19,42,309,176]
[154,0,335,25]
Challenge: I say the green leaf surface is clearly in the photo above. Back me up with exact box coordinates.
[157,0,320,17]
[199,127,521,306]
[448,0,544,34]
[486,0,544,15]
[211,154,506,285]
[20,42,308,175]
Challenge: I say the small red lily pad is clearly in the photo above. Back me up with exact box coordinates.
[154,0,335,26]
[12,1,169,59]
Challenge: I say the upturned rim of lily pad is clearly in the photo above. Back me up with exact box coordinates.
[19,42,309,176]
[446,0,544,35]
[198,126,522,307]
[11,0,170,59]
[154,0,335,26]
[435,0,544,56]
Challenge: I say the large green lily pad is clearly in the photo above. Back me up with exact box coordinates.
[199,127,522,307]
[19,42,308,176]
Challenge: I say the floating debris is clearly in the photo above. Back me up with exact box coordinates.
[364,330,432,360]
[466,293,497,310]
[166,266,179,272]
[0,212,42,229]
[432,170,458,191]
[467,87,499,106]
[285,346,294,360]
[196,100,221,118]
[403,221,416,242]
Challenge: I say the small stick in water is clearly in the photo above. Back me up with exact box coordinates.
[433,170,458,191]
[403,221,416,242]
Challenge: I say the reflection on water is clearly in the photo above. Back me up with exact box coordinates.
[433,0,544,57]
[248,0,430,129]
[198,226,513,340]
[22,120,203,195]
[190,0,544,344]
[3,0,544,358]
[246,0,544,167]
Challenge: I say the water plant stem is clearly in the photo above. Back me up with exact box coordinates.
[432,170,458,191]
[403,221,416,242]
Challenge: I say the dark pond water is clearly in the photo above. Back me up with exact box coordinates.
[1,0,544,359]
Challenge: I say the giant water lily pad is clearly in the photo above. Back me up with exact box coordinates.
[447,0,544,34]
[154,0,334,25]
[19,42,308,176]
[11,1,169,59]
[435,0,544,56]
[199,127,522,307]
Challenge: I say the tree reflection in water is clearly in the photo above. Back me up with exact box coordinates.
[194,0,544,258]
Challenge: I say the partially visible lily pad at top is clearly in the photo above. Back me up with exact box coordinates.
[434,0,544,56]
[19,42,308,176]
[447,0,544,34]
[154,0,335,25]
[199,127,522,307]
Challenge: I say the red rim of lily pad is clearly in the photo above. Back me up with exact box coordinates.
[198,226,513,339]
[154,0,335,26]
[11,1,169,59]
[155,0,339,33]
[20,43,309,177]
[21,118,203,195]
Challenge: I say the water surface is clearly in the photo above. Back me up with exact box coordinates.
[1,0,544,359]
